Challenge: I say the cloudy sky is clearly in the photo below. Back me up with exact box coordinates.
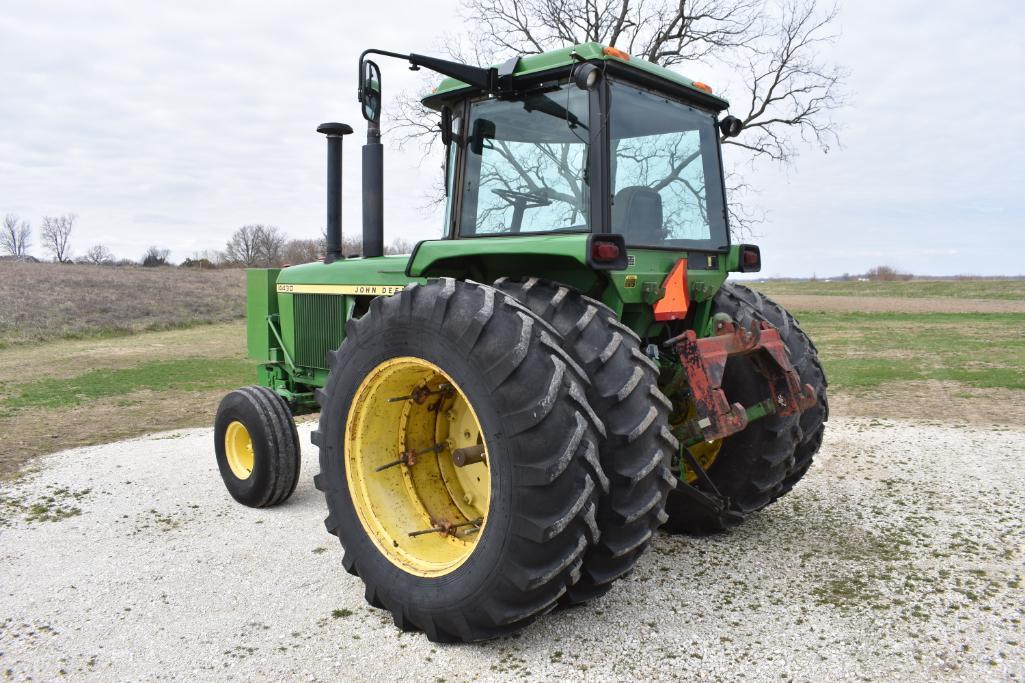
[1,0,1022,276]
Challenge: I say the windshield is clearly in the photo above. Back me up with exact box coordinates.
[609,81,728,250]
[458,85,589,235]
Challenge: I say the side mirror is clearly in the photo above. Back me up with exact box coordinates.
[470,118,496,155]
[718,115,742,138]
[360,60,382,123]
[440,106,452,146]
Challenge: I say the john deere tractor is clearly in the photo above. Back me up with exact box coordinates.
[214,43,827,642]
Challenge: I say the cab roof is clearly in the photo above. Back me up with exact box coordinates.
[422,42,729,111]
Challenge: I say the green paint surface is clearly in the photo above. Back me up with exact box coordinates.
[276,255,414,287]
[427,42,729,108]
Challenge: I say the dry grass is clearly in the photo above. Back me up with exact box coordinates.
[0,261,246,347]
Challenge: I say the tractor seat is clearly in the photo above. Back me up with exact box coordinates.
[611,186,664,245]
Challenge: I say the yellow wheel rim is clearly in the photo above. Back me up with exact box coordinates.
[675,401,723,484]
[225,421,255,480]
[345,357,491,578]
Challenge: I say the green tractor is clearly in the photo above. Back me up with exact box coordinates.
[214,43,827,642]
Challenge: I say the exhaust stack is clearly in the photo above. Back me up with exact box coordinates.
[316,122,353,263]
[362,125,384,259]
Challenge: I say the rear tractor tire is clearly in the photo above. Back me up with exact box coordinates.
[494,277,676,605]
[214,386,302,508]
[663,282,828,534]
[312,279,607,642]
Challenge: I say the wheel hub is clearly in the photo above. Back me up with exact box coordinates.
[224,421,255,480]
[345,357,491,577]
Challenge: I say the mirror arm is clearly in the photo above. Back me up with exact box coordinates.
[408,53,497,92]
[358,48,499,107]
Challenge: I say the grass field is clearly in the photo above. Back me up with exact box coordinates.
[790,311,1025,390]
[753,277,1025,300]
[0,323,251,478]
[0,275,1022,478]
[0,261,245,347]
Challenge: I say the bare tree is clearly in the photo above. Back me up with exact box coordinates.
[395,0,845,237]
[341,234,364,258]
[1,214,32,256]
[276,234,418,263]
[223,225,260,266]
[725,1,843,162]
[84,244,115,265]
[223,224,287,267]
[142,246,172,267]
[385,237,415,255]
[281,237,326,265]
[458,0,758,66]
[260,227,286,265]
[454,0,843,161]
[39,214,76,263]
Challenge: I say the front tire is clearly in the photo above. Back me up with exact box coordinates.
[214,386,301,508]
[312,279,606,642]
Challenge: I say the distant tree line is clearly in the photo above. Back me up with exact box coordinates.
[1,212,414,268]
[216,224,414,268]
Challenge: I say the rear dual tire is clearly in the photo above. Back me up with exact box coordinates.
[663,283,828,534]
[495,277,675,604]
[313,279,607,642]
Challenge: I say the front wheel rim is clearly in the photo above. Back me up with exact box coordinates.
[345,357,491,578]
[224,420,255,480]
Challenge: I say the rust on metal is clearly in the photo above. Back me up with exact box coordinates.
[668,316,816,442]
[387,383,452,404]
[374,450,418,472]
[374,442,448,472]
[408,517,483,538]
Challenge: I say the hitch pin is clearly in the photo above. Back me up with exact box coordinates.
[387,383,452,403]
[408,518,483,538]
[374,442,448,472]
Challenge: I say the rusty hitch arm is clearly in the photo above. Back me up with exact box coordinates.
[665,317,816,442]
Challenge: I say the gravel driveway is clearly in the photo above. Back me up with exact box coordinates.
[1,418,1022,681]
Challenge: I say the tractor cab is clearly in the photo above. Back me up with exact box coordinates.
[317,43,758,337]
[420,43,737,254]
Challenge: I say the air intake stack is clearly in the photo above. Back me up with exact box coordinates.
[316,122,353,263]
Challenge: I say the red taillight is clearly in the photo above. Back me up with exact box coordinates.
[741,246,761,271]
[592,241,620,262]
